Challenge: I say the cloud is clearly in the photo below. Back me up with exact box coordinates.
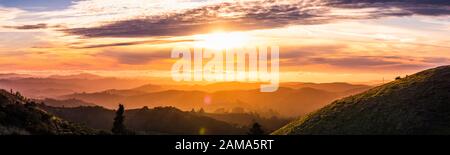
[71,39,195,49]
[284,54,450,71]
[63,0,450,38]
[0,50,30,57]
[3,23,48,30]
[61,0,334,37]
[330,0,450,16]
[97,50,169,65]
[421,57,450,65]
[310,56,401,67]
[277,44,448,70]
[0,6,24,20]
[280,44,349,65]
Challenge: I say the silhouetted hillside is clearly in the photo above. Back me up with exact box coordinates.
[202,112,292,133]
[0,90,97,135]
[36,98,97,107]
[274,66,450,135]
[41,105,246,135]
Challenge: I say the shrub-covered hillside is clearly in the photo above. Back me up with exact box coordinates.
[0,89,97,135]
[274,66,450,135]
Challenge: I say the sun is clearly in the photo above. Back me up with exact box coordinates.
[193,32,252,50]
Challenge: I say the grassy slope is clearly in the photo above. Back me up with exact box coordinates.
[0,90,97,135]
[274,66,450,135]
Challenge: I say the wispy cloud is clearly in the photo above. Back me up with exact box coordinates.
[3,23,48,30]
[71,39,195,49]
[0,0,449,81]
[63,0,450,38]
[283,52,450,71]
[97,50,169,65]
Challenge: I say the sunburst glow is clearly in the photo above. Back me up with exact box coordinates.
[193,32,252,50]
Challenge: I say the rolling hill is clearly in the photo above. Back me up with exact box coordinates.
[37,98,97,107]
[0,87,250,135]
[40,105,246,135]
[0,89,97,135]
[62,88,342,117]
[62,83,371,117]
[273,66,450,135]
[202,112,292,133]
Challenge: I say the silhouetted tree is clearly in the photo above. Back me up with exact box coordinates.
[248,122,265,135]
[15,91,24,100]
[112,104,127,135]
[198,108,205,114]
[142,106,149,111]
[395,76,401,80]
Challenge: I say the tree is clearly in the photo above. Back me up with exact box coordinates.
[198,108,205,114]
[141,106,149,111]
[247,122,265,135]
[15,91,24,100]
[112,104,127,135]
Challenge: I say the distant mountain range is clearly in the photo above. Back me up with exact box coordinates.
[36,98,97,108]
[0,72,373,117]
[62,83,371,117]
[274,66,450,135]
[47,73,104,80]
[0,73,34,79]
[0,73,153,98]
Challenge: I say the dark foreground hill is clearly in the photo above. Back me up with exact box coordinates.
[274,66,450,135]
[0,88,256,135]
[0,90,97,135]
[40,105,246,135]
[202,112,292,133]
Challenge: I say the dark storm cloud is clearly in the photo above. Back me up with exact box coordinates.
[63,0,450,38]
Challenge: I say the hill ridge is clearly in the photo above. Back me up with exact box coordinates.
[273,65,450,135]
[0,89,97,135]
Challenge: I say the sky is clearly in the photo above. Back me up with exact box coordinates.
[0,0,74,11]
[0,0,449,84]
